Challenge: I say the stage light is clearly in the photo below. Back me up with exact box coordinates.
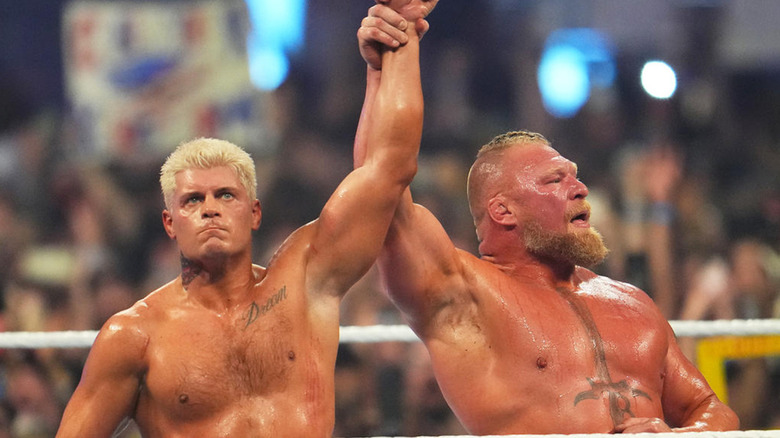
[245,0,306,90]
[640,60,677,99]
[537,29,615,118]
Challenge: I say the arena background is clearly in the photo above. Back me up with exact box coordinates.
[1,0,779,436]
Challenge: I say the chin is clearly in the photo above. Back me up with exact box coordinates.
[525,223,609,268]
[199,243,233,260]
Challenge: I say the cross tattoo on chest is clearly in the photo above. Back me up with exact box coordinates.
[558,289,652,427]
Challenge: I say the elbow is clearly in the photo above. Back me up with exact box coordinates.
[707,393,740,431]
[685,394,740,431]
[722,407,740,431]
[398,160,418,187]
[394,100,424,132]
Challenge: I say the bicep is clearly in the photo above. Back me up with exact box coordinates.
[57,319,147,437]
[305,166,407,295]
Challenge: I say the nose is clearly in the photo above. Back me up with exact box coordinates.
[201,195,221,218]
[570,177,589,200]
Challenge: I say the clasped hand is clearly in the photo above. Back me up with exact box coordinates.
[358,0,437,70]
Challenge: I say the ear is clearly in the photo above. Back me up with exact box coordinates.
[251,199,262,230]
[162,209,176,239]
[487,196,516,227]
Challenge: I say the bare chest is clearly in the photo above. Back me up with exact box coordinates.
[467,287,668,431]
[138,291,328,422]
[492,287,668,380]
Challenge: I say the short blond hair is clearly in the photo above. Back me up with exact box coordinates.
[466,130,551,222]
[160,138,257,208]
[474,130,550,159]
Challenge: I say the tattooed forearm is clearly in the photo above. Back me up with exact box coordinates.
[180,254,202,288]
[245,285,287,328]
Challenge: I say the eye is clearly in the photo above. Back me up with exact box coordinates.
[185,195,201,205]
[546,176,561,184]
[221,192,235,200]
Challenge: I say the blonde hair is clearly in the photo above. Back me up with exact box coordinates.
[160,138,257,208]
[466,130,551,222]
[474,130,550,159]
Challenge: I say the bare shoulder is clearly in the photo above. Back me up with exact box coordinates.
[94,280,179,360]
[576,267,646,296]
[576,267,666,319]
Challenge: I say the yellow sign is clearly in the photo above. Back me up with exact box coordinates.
[696,335,780,404]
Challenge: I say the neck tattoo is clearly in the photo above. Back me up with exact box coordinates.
[180,254,202,288]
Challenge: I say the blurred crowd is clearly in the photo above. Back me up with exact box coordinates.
[2,1,780,437]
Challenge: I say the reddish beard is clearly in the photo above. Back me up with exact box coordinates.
[523,220,608,268]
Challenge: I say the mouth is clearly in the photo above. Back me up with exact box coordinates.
[569,209,590,226]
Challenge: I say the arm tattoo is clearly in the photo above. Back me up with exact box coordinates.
[244,285,287,329]
[180,254,202,288]
[559,289,651,428]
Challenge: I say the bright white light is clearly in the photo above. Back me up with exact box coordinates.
[641,60,677,99]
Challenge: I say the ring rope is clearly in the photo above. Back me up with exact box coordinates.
[363,432,780,438]
[1,319,780,349]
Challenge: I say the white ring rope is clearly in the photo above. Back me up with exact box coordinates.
[4,324,778,437]
[1,319,780,349]
[364,432,780,438]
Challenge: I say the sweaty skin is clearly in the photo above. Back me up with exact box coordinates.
[55,3,427,436]
[384,144,738,434]
[383,145,737,434]
[357,7,739,433]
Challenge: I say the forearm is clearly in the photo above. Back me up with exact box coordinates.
[672,395,740,432]
[364,23,423,183]
[354,66,382,168]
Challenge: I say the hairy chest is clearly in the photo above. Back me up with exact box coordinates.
[138,290,330,422]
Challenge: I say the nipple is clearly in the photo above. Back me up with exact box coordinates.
[179,394,189,404]
[288,350,296,361]
[536,357,548,370]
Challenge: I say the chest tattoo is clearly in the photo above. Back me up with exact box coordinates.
[244,285,287,328]
[559,289,651,427]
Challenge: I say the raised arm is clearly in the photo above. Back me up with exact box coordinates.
[305,2,433,297]
[355,1,471,334]
[56,313,147,437]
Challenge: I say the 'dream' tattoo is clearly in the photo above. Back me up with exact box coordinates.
[559,288,652,428]
[244,285,287,329]
[180,254,202,288]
